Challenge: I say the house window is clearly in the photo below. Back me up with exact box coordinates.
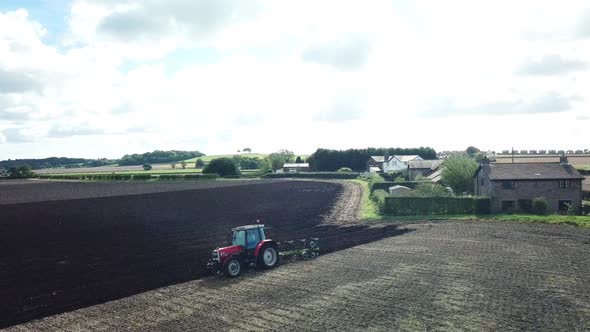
[501,200,515,212]
[558,200,572,212]
[558,180,571,189]
[502,181,515,189]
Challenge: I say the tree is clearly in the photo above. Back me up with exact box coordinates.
[295,156,303,163]
[195,158,205,168]
[171,163,176,169]
[466,146,480,157]
[203,158,241,177]
[243,148,252,154]
[441,155,478,194]
[8,165,35,178]
[180,161,187,169]
[143,163,152,171]
[408,183,452,197]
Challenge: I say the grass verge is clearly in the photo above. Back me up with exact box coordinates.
[350,179,381,220]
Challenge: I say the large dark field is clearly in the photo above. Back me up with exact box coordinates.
[0,180,398,328]
[9,222,589,331]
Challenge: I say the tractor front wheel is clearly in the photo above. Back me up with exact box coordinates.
[223,257,242,278]
[258,245,279,269]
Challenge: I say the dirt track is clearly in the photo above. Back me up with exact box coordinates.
[8,221,589,331]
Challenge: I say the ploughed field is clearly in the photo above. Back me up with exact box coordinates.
[10,221,590,331]
[0,180,394,328]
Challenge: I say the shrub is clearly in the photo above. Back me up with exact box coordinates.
[518,199,533,213]
[532,197,548,215]
[383,196,491,215]
[582,203,590,216]
[368,174,385,190]
[409,183,452,197]
[143,163,152,171]
[195,158,205,168]
[371,189,388,212]
[263,172,359,179]
[203,158,241,177]
[133,174,153,180]
[8,165,36,178]
[337,167,352,173]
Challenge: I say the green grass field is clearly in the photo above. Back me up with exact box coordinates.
[184,153,310,163]
[184,153,269,163]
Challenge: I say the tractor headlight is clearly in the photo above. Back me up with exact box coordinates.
[212,250,220,262]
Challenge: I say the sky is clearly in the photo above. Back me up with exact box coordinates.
[0,0,589,159]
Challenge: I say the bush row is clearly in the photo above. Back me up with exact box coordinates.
[578,169,590,175]
[383,196,491,215]
[263,172,360,179]
[38,173,219,181]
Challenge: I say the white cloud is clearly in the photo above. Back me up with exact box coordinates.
[515,55,587,76]
[1,1,590,158]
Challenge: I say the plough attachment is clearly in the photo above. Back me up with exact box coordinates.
[277,238,320,260]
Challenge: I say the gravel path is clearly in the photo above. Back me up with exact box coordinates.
[8,221,589,331]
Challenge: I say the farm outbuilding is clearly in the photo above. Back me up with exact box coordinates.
[282,163,310,173]
[408,160,444,180]
[389,185,411,196]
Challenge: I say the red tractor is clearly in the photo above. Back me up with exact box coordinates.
[206,224,280,278]
[206,223,319,278]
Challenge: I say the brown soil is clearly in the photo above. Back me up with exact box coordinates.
[0,179,378,328]
[9,221,589,331]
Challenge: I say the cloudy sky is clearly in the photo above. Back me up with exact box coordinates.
[0,0,589,159]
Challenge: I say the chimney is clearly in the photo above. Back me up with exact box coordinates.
[560,156,569,164]
[384,151,390,162]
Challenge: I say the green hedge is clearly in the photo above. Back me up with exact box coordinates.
[263,172,360,179]
[578,169,590,175]
[371,189,388,212]
[38,173,218,181]
[371,181,420,192]
[383,196,491,215]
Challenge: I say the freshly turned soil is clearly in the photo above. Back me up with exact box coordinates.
[0,180,376,328]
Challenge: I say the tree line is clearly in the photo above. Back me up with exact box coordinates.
[112,150,205,166]
[307,147,437,171]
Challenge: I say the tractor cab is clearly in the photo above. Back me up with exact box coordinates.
[231,224,266,250]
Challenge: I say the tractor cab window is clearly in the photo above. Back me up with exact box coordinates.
[246,229,261,250]
[232,230,246,247]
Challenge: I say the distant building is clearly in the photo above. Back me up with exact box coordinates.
[389,185,411,196]
[282,163,310,173]
[367,155,423,172]
[408,160,444,180]
[474,158,584,214]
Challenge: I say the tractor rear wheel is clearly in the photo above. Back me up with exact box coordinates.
[258,245,279,269]
[223,257,241,278]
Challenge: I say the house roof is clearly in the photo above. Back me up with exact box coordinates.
[283,163,309,168]
[408,159,443,170]
[370,156,394,163]
[427,169,443,183]
[476,162,584,180]
[389,185,411,191]
[395,155,421,162]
